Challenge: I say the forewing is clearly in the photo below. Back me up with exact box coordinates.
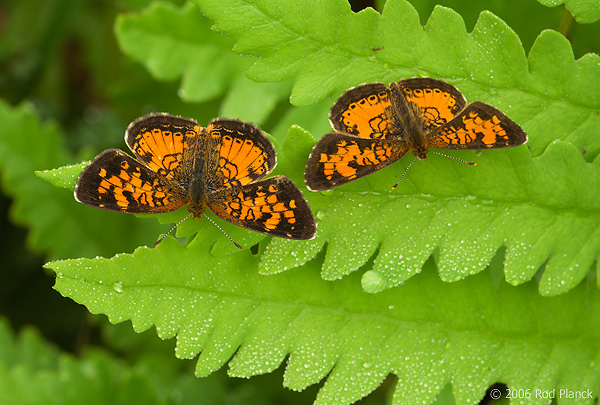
[304,132,408,191]
[206,119,276,190]
[75,149,187,214]
[427,102,528,150]
[208,175,316,240]
[125,113,203,183]
[395,78,466,132]
[329,83,396,139]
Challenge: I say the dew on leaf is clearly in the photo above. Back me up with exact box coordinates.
[361,270,388,293]
[112,281,123,293]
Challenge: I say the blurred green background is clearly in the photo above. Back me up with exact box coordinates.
[0,0,598,403]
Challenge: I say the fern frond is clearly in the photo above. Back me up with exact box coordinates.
[47,243,600,405]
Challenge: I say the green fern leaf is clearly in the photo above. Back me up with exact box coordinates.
[537,0,600,23]
[46,241,600,404]
[115,1,291,124]
[192,0,384,106]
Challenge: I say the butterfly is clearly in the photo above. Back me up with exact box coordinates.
[304,77,527,191]
[75,113,317,245]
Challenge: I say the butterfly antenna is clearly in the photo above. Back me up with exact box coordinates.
[431,151,477,166]
[205,215,243,249]
[154,213,192,246]
[392,156,418,190]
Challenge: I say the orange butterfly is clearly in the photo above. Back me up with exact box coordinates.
[75,114,316,245]
[305,78,527,191]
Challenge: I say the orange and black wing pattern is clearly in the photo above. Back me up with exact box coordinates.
[329,83,398,139]
[208,175,316,240]
[75,149,187,214]
[76,113,316,244]
[125,113,203,183]
[305,77,527,191]
[394,78,466,132]
[205,119,276,189]
[304,132,408,191]
[427,102,527,150]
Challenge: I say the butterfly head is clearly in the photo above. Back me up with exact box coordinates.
[411,144,429,160]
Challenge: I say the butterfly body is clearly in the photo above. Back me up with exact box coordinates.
[187,168,209,219]
[75,113,316,241]
[388,87,426,160]
[305,78,527,191]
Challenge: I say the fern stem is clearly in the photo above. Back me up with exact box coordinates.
[557,7,574,38]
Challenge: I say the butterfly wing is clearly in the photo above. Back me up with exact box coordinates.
[208,175,316,240]
[394,78,466,132]
[304,132,408,191]
[427,102,528,150]
[75,149,187,214]
[125,113,203,183]
[205,119,277,190]
[329,83,398,139]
